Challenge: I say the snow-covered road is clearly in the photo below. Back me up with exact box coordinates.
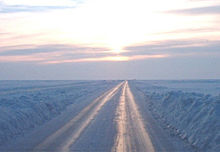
[113,81,154,152]
[33,82,123,152]
[31,81,156,152]
[1,80,211,152]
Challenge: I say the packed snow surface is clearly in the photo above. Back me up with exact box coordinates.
[131,80,220,152]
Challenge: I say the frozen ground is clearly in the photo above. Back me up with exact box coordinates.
[0,80,219,152]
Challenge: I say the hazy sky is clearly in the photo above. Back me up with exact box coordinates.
[0,0,220,80]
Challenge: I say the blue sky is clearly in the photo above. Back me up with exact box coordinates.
[0,0,220,79]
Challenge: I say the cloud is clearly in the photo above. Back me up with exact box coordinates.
[0,43,116,63]
[166,5,220,15]
[125,39,212,51]
[189,0,220,1]
[0,0,80,6]
[43,54,169,64]
[0,0,83,13]
[123,39,220,57]
[0,55,45,62]
[0,32,9,35]
[0,5,74,13]
[0,44,110,56]
[152,27,220,35]
[1,39,219,64]
[0,43,169,64]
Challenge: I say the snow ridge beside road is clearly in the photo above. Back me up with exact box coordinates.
[132,80,220,152]
[0,81,120,148]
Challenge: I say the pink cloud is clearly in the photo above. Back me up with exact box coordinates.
[0,55,45,62]
[43,54,169,64]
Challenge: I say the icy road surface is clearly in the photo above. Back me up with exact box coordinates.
[112,81,154,152]
[0,80,200,152]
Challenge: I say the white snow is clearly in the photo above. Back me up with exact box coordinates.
[0,80,219,151]
[133,80,220,152]
[0,80,119,146]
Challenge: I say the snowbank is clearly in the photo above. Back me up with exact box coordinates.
[133,80,220,151]
[0,80,119,146]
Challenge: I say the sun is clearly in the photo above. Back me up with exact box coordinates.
[110,45,125,54]
[112,49,121,54]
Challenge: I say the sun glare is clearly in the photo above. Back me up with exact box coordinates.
[1,0,219,65]
[111,47,124,54]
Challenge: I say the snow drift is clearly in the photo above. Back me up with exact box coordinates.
[132,80,220,152]
[0,80,119,146]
